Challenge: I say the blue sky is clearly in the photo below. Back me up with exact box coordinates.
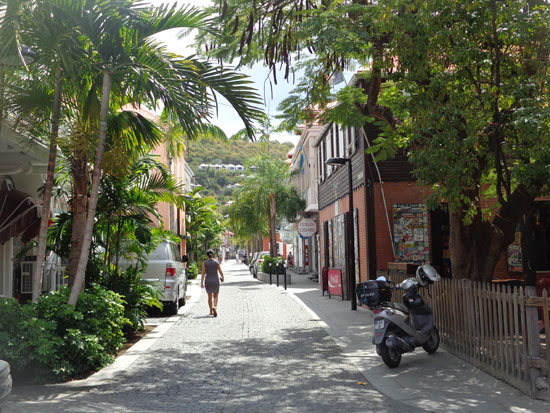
[153,0,301,146]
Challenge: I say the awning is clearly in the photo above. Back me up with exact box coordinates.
[0,189,41,245]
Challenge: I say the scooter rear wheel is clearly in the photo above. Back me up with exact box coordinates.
[378,343,401,368]
[422,327,440,354]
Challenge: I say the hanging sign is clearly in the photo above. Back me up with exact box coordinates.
[280,229,294,243]
[297,217,316,239]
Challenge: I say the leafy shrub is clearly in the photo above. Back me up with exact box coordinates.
[261,256,285,274]
[0,298,34,370]
[0,285,129,382]
[187,262,199,280]
[101,267,162,332]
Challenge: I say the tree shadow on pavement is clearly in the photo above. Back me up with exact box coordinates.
[5,327,416,413]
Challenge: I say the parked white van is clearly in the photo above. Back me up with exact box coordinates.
[123,241,188,315]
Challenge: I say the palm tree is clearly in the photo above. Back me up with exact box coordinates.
[228,187,268,250]
[231,154,304,257]
[0,0,67,302]
[184,187,223,263]
[4,0,262,304]
[95,155,185,272]
[60,0,263,305]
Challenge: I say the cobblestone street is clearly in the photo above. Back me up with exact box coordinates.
[4,262,414,413]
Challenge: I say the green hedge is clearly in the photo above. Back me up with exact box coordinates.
[260,256,285,274]
[0,285,128,383]
[187,262,199,279]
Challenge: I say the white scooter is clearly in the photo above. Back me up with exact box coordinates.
[357,265,441,368]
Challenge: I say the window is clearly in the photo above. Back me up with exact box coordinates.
[338,124,345,159]
[319,136,327,182]
[326,129,333,177]
[20,262,33,293]
[346,126,356,157]
[149,243,170,260]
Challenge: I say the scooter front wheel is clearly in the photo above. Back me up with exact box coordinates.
[422,327,440,354]
[377,343,401,368]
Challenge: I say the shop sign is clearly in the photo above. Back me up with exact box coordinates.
[297,217,316,239]
[328,269,342,296]
[280,229,294,244]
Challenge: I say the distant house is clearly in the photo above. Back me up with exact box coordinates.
[197,163,244,172]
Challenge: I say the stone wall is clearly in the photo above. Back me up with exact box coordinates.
[256,271,292,285]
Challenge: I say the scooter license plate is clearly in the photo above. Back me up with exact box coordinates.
[374,319,385,330]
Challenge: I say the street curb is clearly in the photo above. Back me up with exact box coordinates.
[62,278,203,388]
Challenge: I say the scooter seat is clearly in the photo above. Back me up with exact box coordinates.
[383,301,409,314]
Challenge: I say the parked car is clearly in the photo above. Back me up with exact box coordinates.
[120,241,188,315]
[0,360,11,406]
[249,252,261,274]
[252,251,270,277]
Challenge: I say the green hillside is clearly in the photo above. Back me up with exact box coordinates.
[186,139,295,208]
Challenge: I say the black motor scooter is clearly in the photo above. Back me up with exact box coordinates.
[357,265,441,368]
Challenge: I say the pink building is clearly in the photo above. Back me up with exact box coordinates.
[125,105,190,256]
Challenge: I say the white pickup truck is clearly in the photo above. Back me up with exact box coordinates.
[123,241,188,315]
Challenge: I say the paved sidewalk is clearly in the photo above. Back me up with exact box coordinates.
[284,267,550,413]
[4,261,413,413]
[4,261,550,412]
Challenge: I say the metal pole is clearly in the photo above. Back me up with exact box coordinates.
[283,265,287,290]
[269,262,272,285]
[348,160,357,310]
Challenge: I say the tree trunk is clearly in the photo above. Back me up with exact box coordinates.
[68,157,88,287]
[449,208,505,281]
[449,184,535,282]
[68,71,112,306]
[32,69,63,302]
[269,194,277,257]
[521,210,537,287]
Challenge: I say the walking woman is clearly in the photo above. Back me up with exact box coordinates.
[201,250,224,316]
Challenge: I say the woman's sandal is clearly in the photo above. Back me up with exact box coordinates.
[212,307,217,317]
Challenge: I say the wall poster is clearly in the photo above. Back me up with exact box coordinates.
[507,230,523,273]
[328,219,333,268]
[335,214,346,273]
[354,209,360,285]
[393,203,430,264]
